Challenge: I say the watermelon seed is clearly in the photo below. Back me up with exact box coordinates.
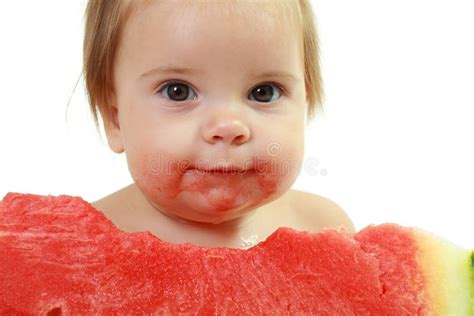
[45,307,62,316]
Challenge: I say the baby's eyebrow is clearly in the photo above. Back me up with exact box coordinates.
[139,66,300,82]
[250,71,300,83]
[140,66,200,79]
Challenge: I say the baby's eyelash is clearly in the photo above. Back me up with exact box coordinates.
[155,80,193,93]
[264,81,286,95]
[154,80,288,100]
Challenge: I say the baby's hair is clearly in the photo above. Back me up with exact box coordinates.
[82,0,324,133]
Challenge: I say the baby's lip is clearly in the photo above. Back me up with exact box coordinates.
[187,165,252,173]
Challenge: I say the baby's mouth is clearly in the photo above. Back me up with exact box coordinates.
[185,164,253,175]
[179,165,254,198]
[185,169,253,177]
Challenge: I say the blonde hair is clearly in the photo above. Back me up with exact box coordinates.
[82,0,324,132]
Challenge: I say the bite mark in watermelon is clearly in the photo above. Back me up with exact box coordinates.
[0,192,472,315]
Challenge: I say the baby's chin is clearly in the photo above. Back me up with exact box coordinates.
[174,190,271,224]
[146,184,281,224]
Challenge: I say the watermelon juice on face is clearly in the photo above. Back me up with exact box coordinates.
[84,0,355,248]
[129,149,300,224]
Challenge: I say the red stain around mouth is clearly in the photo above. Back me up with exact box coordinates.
[132,153,286,215]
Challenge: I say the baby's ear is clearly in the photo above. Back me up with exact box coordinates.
[102,103,125,154]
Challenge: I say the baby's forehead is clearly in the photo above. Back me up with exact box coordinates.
[114,0,304,84]
[123,2,300,49]
[130,0,300,34]
[124,1,301,57]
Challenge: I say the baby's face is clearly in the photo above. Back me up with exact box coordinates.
[108,1,306,224]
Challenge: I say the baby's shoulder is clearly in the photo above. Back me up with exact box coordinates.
[288,189,355,233]
[90,185,137,230]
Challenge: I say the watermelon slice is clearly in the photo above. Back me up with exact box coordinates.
[0,192,472,314]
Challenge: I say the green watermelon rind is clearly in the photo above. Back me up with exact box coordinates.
[470,251,474,316]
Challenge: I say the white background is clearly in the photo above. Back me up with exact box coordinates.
[0,1,472,247]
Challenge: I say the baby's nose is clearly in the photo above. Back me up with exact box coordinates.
[202,117,250,145]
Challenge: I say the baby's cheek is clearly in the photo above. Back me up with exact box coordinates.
[254,162,280,196]
[129,152,188,199]
[255,156,301,197]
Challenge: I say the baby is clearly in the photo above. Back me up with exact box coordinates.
[85,0,354,249]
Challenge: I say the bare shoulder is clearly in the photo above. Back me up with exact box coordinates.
[288,189,356,233]
[89,184,139,233]
[90,184,135,216]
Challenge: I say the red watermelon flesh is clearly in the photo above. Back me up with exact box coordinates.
[0,192,472,315]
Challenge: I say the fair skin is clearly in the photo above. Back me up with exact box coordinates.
[92,0,355,248]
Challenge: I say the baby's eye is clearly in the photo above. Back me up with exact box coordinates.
[159,81,197,102]
[157,81,283,103]
[249,83,282,103]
